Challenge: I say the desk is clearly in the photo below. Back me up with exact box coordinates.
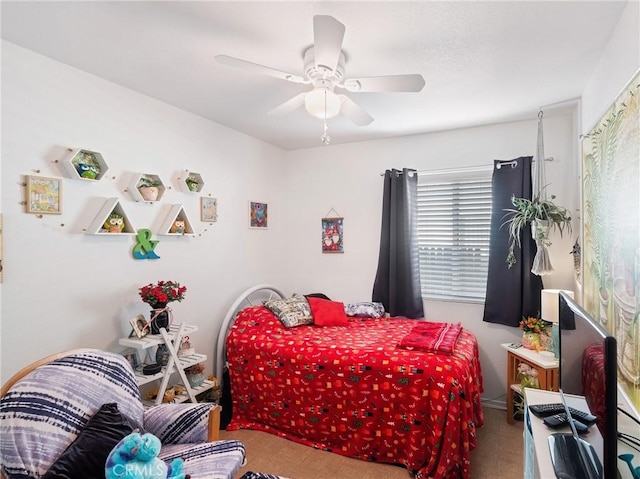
[501,343,559,424]
[524,388,637,479]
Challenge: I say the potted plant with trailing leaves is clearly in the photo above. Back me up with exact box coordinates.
[503,189,572,273]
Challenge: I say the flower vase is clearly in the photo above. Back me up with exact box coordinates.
[150,304,169,334]
[139,186,159,201]
[155,343,170,367]
[522,331,541,350]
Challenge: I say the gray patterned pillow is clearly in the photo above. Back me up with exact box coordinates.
[264,294,313,328]
[344,301,385,318]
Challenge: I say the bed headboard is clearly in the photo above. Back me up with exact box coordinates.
[215,284,285,386]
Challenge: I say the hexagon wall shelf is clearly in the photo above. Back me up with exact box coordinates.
[61,148,109,181]
[177,170,204,193]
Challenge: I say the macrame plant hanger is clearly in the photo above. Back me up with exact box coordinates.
[531,111,554,275]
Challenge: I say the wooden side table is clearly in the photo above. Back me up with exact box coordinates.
[501,343,559,424]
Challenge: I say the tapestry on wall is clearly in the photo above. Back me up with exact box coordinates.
[581,69,639,412]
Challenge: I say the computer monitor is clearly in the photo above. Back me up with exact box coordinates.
[558,291,618,479]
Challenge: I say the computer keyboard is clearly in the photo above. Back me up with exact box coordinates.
[548,433,602,479]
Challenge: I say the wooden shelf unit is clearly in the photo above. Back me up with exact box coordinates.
[501,343,559,424]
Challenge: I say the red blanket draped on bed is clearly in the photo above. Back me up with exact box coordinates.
[226,306,484,479]
[397,321,463,355]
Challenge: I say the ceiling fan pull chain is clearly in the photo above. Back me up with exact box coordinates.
[321,90,331,145]
[321,118,331,145]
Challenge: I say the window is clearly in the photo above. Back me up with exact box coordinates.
[417,169,493,302]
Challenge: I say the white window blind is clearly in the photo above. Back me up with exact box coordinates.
[417,169,493,302]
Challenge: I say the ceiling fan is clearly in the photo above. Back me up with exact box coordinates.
[215,15,425,134]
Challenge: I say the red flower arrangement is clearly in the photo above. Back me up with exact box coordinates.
[139,280,187,308]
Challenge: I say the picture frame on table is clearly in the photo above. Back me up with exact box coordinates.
[249,200,268,229]
[128,314,149,339]
[200,197,218,222]
[121,348,140,372]
[25,175,63,215]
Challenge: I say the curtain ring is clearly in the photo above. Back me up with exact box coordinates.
[538,110,544,119]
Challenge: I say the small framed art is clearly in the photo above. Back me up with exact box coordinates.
[249,201,268,229]
[200,197,218,222]
[129,314,149,339]
[322,217,344,253]
[25,175,62,214]
[121,348,140,371]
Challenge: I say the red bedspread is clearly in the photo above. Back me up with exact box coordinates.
[226,306,484,479]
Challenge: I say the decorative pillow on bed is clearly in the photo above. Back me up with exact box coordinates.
[307,297,348,326]
[344,301,385,318]
[264,294,313,328]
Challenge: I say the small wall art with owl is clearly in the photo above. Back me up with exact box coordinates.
[249,201,268,229]
[25,175,62,215]
[200,197,218,222]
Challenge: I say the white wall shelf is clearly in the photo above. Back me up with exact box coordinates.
[128,173,166,203]
[85,197,136,235]
[158,204,194,236]
[60,148,109,181]
[176,170,204,193]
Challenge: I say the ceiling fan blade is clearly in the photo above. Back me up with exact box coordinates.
[342,74,425,93]
[216,55,305,84]
[268,93,307,116]
[338,95,374,126]
[313,15,345,73]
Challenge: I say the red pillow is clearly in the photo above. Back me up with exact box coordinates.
[307,297,349,326]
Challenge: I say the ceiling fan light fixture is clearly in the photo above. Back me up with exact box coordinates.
[304,88,341,119]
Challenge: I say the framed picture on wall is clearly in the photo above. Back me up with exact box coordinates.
[322,217,344,253]
[249,201,268,229]
[25,175,62,215]
[200,197,218,222]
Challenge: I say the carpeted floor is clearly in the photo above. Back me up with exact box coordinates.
[220,406,524,479]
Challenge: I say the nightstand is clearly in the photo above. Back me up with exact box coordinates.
[501,343,559,424]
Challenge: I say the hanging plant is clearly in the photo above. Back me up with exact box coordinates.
[502,188,572,269]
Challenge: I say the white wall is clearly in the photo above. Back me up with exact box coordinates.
[581,0,640,134]
[0,42,288,382]
[282,116,578,405]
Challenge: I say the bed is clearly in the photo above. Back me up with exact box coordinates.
[216,285,484,479]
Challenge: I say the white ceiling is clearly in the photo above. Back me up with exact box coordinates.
[1,1,628,151]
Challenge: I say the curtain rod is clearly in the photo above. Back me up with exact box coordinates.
[379,157,554,177]
[379,165,491,177]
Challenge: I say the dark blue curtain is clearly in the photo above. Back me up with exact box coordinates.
[372,168,424,319]
[483,157,543,326]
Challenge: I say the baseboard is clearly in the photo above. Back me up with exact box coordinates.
[481,398,506,410]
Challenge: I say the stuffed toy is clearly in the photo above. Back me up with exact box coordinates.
[105,432,189,479]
